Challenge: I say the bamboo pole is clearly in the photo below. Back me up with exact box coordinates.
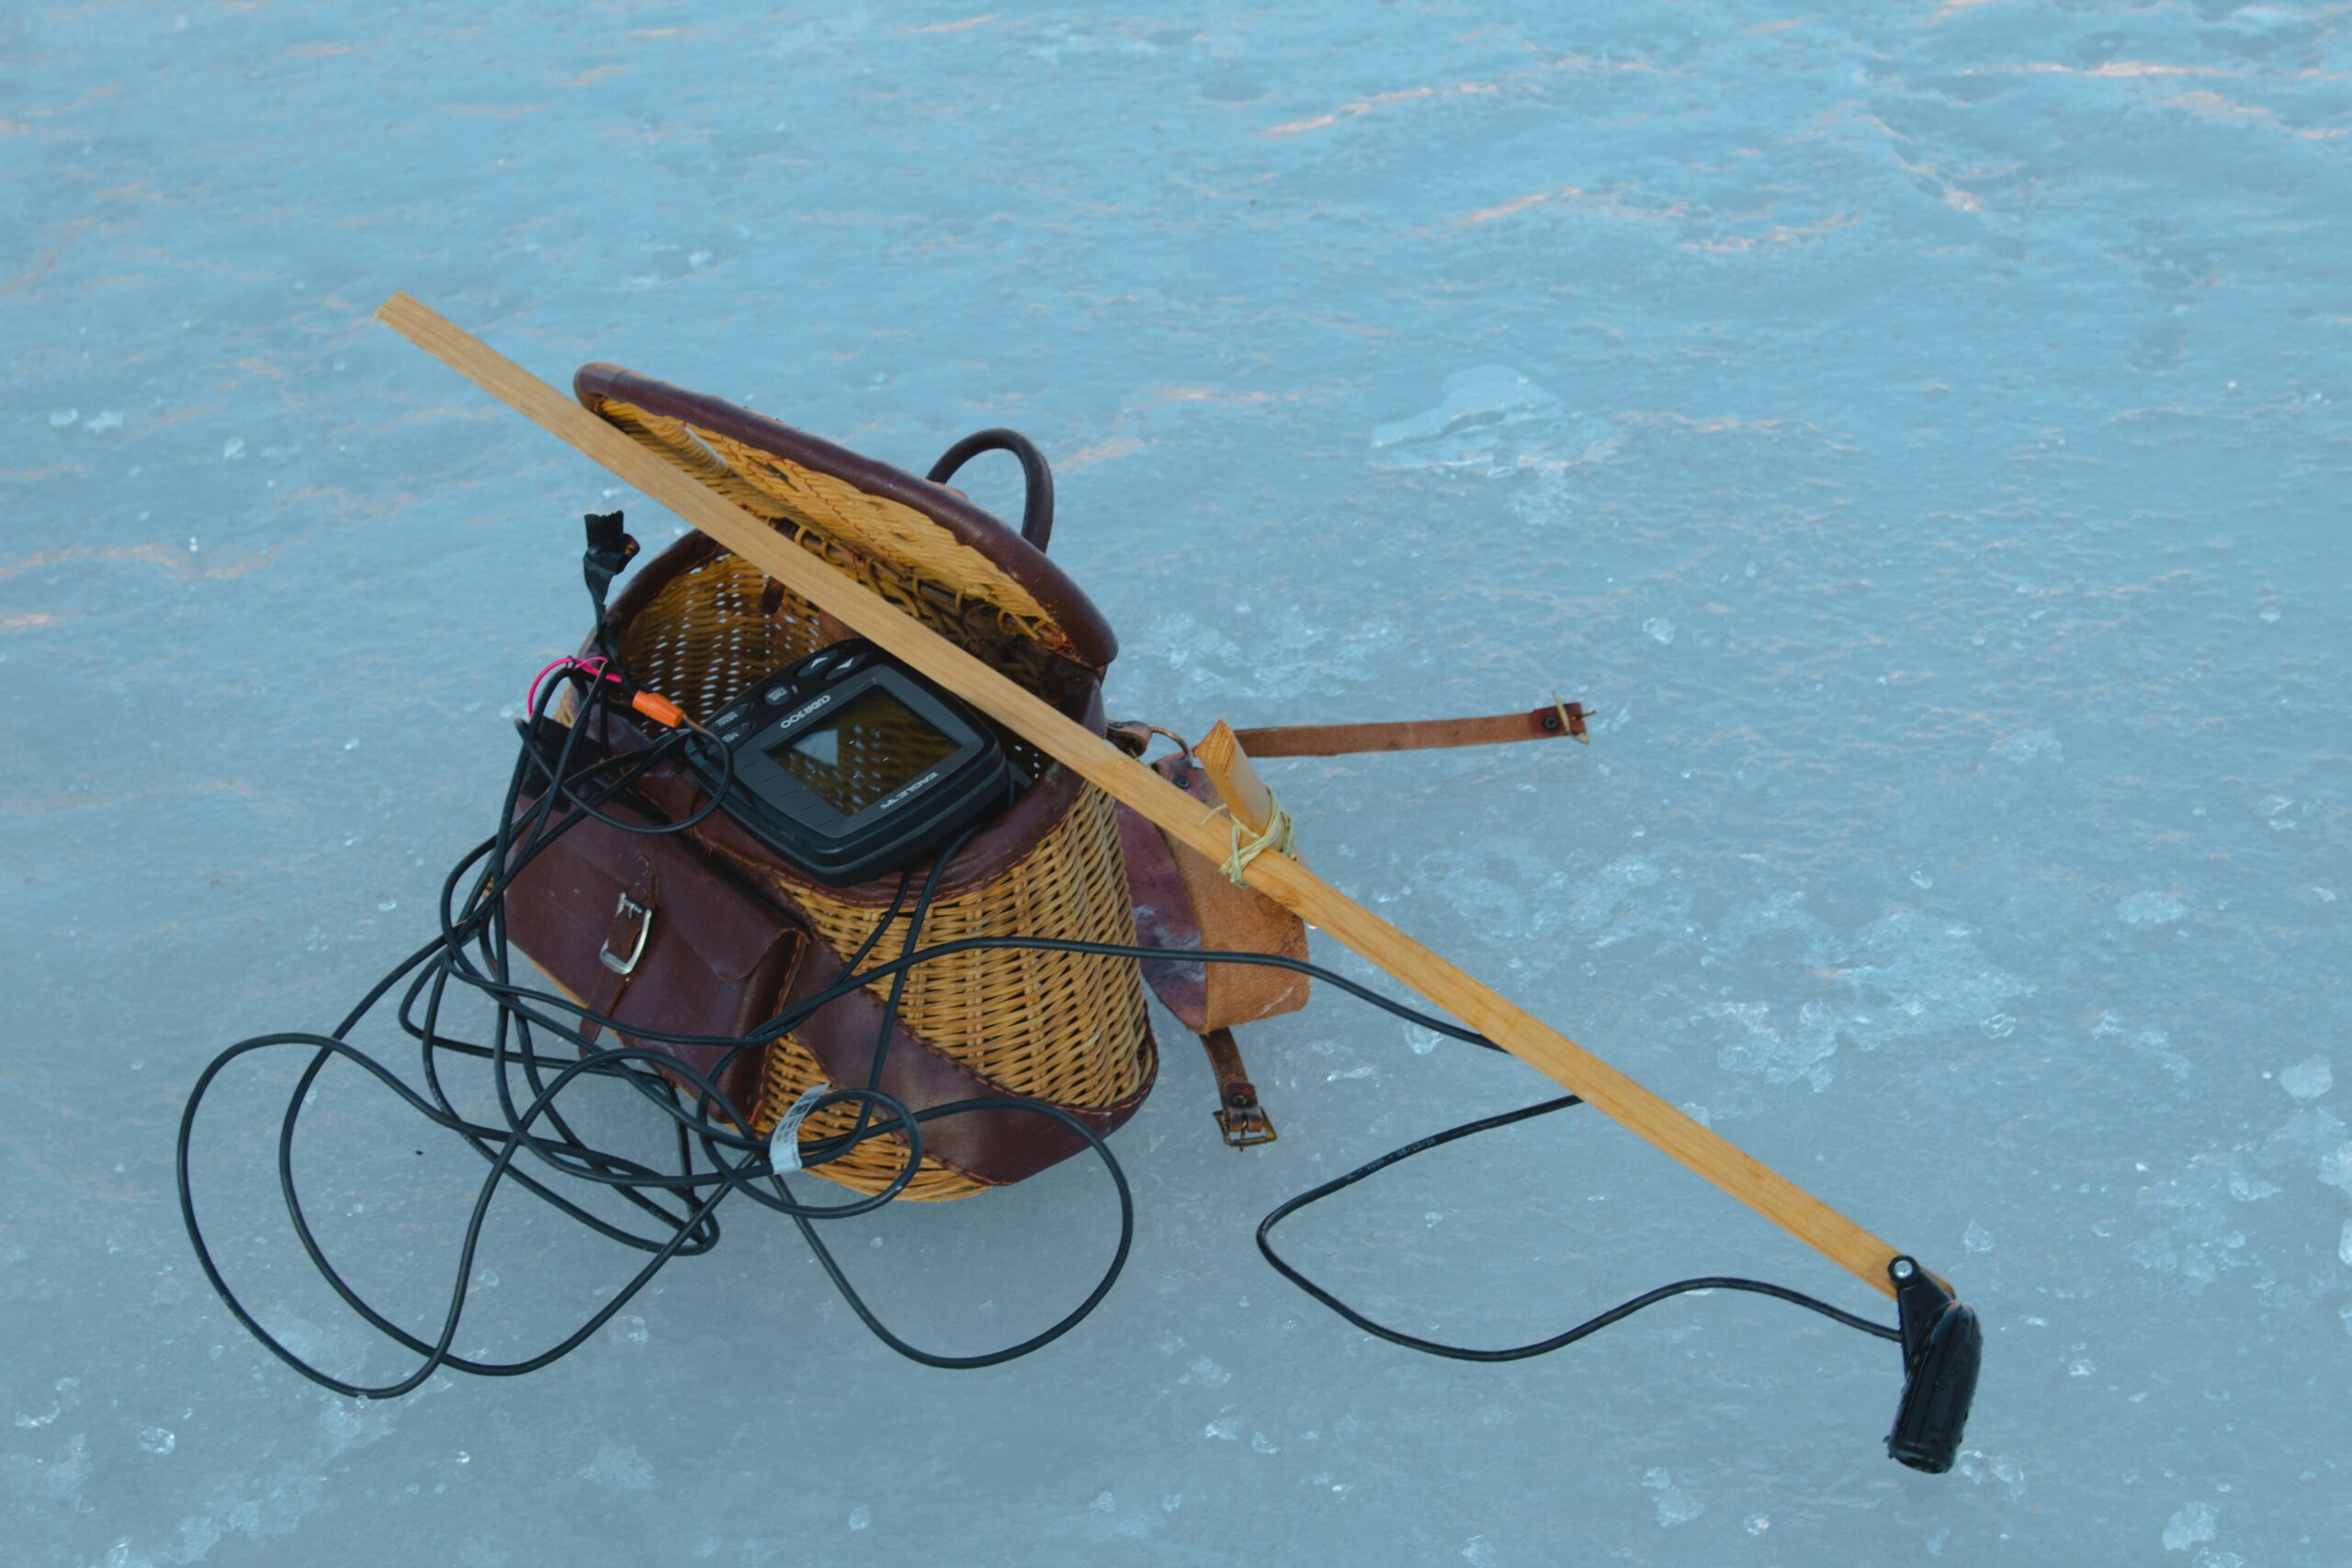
[373,292,1915,1301]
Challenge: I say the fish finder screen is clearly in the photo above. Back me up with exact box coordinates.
[771,686,959,818]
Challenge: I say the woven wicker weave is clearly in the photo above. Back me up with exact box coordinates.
[582,369,1153,1201]
[595,399,1087,694]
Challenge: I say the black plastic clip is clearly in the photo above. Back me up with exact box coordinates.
[1883,1256,1983,1473]
[582,511,639,615]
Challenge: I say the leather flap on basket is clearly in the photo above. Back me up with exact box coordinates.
[503,803,804,1122]
[1115,751,1309,1033]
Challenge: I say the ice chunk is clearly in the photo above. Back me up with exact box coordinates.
[2118,892,2186,927]
[1461,1538,1497,1567]
[578,1441,654,1492]
[2320,1142,2352,1196]
[1841,910,2025,1047]
[2163,1501,2216,1551]
[2278,1057,2332,1100]
[1963,1222,1995,1253]
[1642,1469,1703,1527]
[2094,1011,2190,1080]
[1367,367,1609,474]
[1710,998,1841,1091]
[1989,728,2064,762]
[137,1427,175,1455]
[1371,367,1558,459]
[848,1506,870,1531]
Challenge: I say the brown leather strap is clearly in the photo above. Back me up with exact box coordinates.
[1230,703,1587,758]
[780,937,1156,1187]
[514,837,655,1046]
[575,878,651,1043]
[1197,1028,1274,1147]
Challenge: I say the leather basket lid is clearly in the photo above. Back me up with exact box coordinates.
[575,364,1116,672]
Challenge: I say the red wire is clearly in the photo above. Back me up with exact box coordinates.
[525,657,620,717]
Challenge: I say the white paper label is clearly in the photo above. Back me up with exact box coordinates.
[769,1082,831,1173]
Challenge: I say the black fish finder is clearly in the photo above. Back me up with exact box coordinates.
[688,641,1015,886]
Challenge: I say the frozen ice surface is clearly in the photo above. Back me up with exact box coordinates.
[5,1,2350,1564]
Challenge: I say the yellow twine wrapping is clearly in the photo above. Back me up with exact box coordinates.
[1200,789,1297,886]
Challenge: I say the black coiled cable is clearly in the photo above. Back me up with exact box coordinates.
[177,652,1894,1397]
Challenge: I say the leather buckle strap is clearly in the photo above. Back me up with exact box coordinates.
[1199,1028,1275,1148]
[598,893,653,976]
[1228,702,1587,758]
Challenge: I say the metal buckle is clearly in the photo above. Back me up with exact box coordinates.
[1214,1095,1276,1149]
[598,893,652,976]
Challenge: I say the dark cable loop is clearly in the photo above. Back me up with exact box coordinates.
[178,613,1894,1400]
[1256,1096,1900,1359]
[176,647,1140,1394]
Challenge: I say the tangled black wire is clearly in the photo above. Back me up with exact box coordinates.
[177,648,1893,1400]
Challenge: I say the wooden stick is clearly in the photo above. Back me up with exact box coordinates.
[373,292,1913,1300]
[1193,720,1276,838]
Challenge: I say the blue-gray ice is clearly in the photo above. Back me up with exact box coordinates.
[5,3,2347,1564]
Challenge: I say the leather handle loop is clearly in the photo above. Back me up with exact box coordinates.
[927,428,1055,553]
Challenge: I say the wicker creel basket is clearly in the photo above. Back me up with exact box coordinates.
[572,366,1157,1201]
